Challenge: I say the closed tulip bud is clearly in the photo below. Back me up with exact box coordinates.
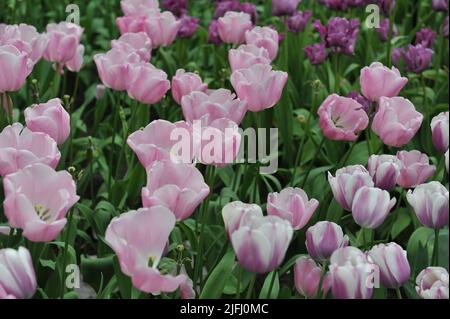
[0,45,33,93]
[328,247,376,299]
[228,44,271,72]
[406,181,449,229]
[306,221,349,261]
[415,267,449,299]
[171,69,208,105]
[267,187,318,230]
[396,150,436,188]
[352,186,396,229]
[230,63,288,112]
[360,62,408,102]
[24,98,70,145]
[0,247,37,299]
[431,112,449,153]
[294,256,327,298]
[372,97,423,148]
[143,10,181,48]
[368,242,411,288]
[328,165,374,211]
[317,94,369,142]
[218,11,253,44]
[367,154,401,191]
[127,63,170,105]
[44,22,83,66]
[111,32,152,62]
[245,26,279,61]
[231,215,293,273]
[222,201,263,239]
[3,163,79,242]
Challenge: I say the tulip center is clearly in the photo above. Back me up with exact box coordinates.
[34,204,52,222]
[331,116,345,129]
[148,255,157,268]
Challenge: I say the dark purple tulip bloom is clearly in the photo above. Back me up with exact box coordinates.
[178,15,200,38]
[272,0,302,16]
[162,0,188,17]
[397,44,434,74]
[304,43,328,65]
[391,47,404,66]
[347,0,367,7]
[319,0,348,10]
[415,27,437,48]
[376,18,397,41]
[443,16,449,38]
[366,0,396,16]
[286,10,312,33]
[208,19,222,45]
[239,2,258,23]
[313,17,360,55]
[214,0,241,18]
[347,91,371,113]
[432,0,449,11]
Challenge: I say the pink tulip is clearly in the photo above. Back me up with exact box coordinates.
[231,215,293,273]
[415,267,449,299]
[228,44,271,72]
[111,32,152,62]
[0,24,48,65]
[221,201,263,239]
[0,123,60,177]
[121,0,159,16]
[306,221,349,261]
[360,62,408,102]
[317,94,369,142]
[294,256,328,298]
[368,242,411,289]
[105,206,193,296]
[65,44,84,72]
[406,181,449,229]
[218,11,253,44]
[172,69,208,105]
[328,247,375,299]
[396,150,436,188]
[116,16,147,34]
[372,97,423,147]
[127,119,193,168]
[142,161,210,220]
[328,165,374,211]
[24,98,70,145]
[0,247,37,299]
[245,26,279,61]
[3,163,79,242]
[143,10,181,48]
[230,63,288,112]
[127,63,170,104]
[351,186,396,229]
[0,45,33,93]
[94,48,140,91]
[181,89,247,125]
[431,111,449,153]
[267,187,318,230]
[367,154,401,191]
[44,22,83,66]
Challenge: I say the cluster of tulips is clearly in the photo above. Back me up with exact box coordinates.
[0,0,449,300]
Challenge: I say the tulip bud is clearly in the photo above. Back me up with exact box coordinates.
[416,267,449,299]
[306,221,349,261]
[396,150,436,188]
[171,69,208,105]
[367,154,401,191]
[245,26,279,61]
[217,11,253,44]
[294,256,326,298]
[222,201,263,239]
[430,111,449,153]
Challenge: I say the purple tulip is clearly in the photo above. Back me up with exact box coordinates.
[415,27,436,49]
[161,0,187,17]
[402,44,434,74]
[178,15,199,38]
[347,91,370,113]
[306,221,349,261]
[313,17,360,55]
[367,154,401,191]
[208,20,222,45]
[286,10,312,33]
[304,43,328,65]
[319,0,348,11]
[376,18,397,42]
[214,0,241,18]
[432,0,449,12]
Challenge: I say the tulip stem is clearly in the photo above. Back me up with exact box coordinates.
[300,136,326,188]
[236,266,244,299]
[246,275,256,299]
[316,260,329,299]
[395,287,402,299]
[432,229,440,266]
[108,93,120,200]
[60,209,74,299]
[266,271,277,299]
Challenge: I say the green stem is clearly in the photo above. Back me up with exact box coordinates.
[60,209,74,299]
[235,266,243,299]
[246,275,256,299]
[300,136,326,188]
[432,228,440,266]
[333,54,340,94]
[395,287,402,299]
[316,260,329,299]
[108,94,120,200]
[266,271,277,299]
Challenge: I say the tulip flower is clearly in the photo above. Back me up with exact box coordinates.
[111,32,152,62]
[294,256,328,298]
[328,165,374,211]
[0,45,33,93]
[177,15,199,38]
[286,10,312,33]
[306,221,349,261]
[432,0,449,11]
[415,28,436,49]
[142,161,209,220]
[162,0,187,17]
[3,163,79,242]
[267,187,318,230]
[44,22,83,68]
[272,0,302,16]
[143,10,181,48]
[375,19,397,42]
[396,150,436,188]
[430,112,449,153]
[171,69,208,105]
[207,20,222,45]
[120,0,159,16]
[228,44,271,72]
[351,186,396,229]
[222,201,263,239]
[313,17,360,55]
[368,242,411,289]
[65,44,84,72]
[105,206,193,296]
[328,247,376,299]
[181,89,247,125]
[116,16,147,34]
[213,0,241,19]
[0,123,60,177]
[127,119,193,168]
[218,11,253,44]
[304,43,328,65]
[367,154,401,191]
[360,62,408,102]
[230,63,288,112]
[372,97,423,148]
[399,44,434,74]
[415,267,449,299]
[24,98,70,145]
[231,215,293,273]
[347,91,370,113]
[127,63,170,104]
[245,26,279,61]
[0,247,37,299]
[317,94,369,141]
[94,48,140,91]
[406,181,449,229]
